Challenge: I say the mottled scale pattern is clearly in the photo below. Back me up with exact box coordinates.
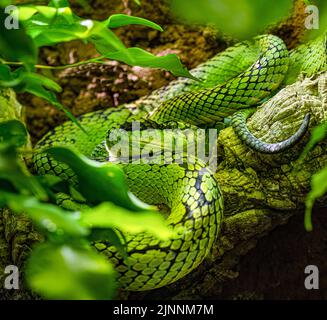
[33,107,133,180]
[33,33,326,291]
[95,160,223,291]
[140,39,259,111]
[149,35,289,126]
[285,33,327,85]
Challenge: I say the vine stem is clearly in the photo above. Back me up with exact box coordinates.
[0,56,106,70]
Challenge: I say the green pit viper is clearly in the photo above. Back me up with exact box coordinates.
[34,34,327,291]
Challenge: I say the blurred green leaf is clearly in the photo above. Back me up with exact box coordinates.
[26,243,117,300]
[0,65,83,131]
[18,71,62,93]
[0,10,37,68]
[15,70,84,132]
[0,64,22,87]
[305,166,327,231]
[0,120,28,147]
[105,47,197,79]
[14,6,38,21]
[105,14,163,31]
[3,193,88,237]
[20,5,126,51]
[0,144,47,200]
[33,6,58,20]
[81,202,174,241]
[46,147,153,211]
[305,0,327,40]
[16,4,193,79]
[0,0,10,7]
[35,174,72,202]
[171,0,293,39]
[0,64,12,80]
[299,120,327,162]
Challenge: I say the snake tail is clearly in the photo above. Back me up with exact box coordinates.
[231,109,311,153]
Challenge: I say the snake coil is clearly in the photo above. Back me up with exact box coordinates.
[34,34,326,291]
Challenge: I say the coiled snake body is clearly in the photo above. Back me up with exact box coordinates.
[34,34,326,291]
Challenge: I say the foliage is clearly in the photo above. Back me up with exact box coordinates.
[171,0,327,40]
[299,121,327,162]
[304,0,327,40]
[0,0,194,126]
[171,0,293,39]
[304,166,327,231]
[298,120,327,231]
[0,0,187,300]
[0,122,172,300]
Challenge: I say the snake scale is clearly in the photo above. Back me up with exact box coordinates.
[33,34,327,291]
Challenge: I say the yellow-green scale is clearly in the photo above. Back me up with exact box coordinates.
[149,35,289,126]
[95,160,223,291]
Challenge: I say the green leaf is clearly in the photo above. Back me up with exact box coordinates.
[87,21,127,52]
[0,66,83,131]
[304,0,327,40]
[0,0,10,7]
[0,10,37,68]
[0,144,47,200]
[26,22,87,47]
[0,64,23,87]
[105,14,163,31]
[0,64,12,80]
[81,202,174,241]
[13,70,84,132]
[299,120,327,162]
[26,243,117,300]
[36,174,72,202]
[305,166,327,231]
[14,7,38,21]
[171,0,292,39]
[105,47,196,79]
[0,120,28,147]
[15,3,192,80]
[3,193,88,237]
[34,6,58,20]
[22,9,126,52]
[19,71,62,93]
[46,147,153,212]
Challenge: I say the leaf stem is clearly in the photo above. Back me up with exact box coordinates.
[0,56,106,70]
